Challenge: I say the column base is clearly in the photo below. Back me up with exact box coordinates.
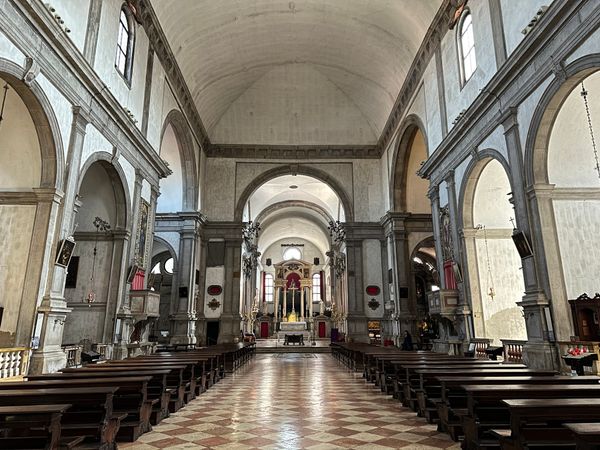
[345,314,369,343]
[170,313,198,346]
[523,341,560,371]
[218,314,242,343]
[29,346,67,375]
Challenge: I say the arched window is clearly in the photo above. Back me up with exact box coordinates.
[283,246,302,261]
[264,274,274,302]
[164,257,174,274]
[312,273,321,302]
[115,6,135,82]
[458,10,476,83]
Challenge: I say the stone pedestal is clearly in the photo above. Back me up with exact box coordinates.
[29,298,72,374]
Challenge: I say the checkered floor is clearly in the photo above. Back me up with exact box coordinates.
[121,353,460,449]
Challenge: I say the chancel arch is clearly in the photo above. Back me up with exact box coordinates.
[526,64,600,342]
[0,71,62,347]
[460,155,526,344]
[62,157,129,347]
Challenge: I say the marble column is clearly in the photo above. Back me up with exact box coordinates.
[218,238,242,343]
[274,286,281,323]
[30,107,89,374]
[345,239,368,342]
[427,186,446,288]
[300,287,305,321]
[195,239,208,344]
[283,286,287,319]
[502,110,558,370]
[171,215,200,346]
[308,286,313,319]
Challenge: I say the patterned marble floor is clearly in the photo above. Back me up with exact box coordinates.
[121,353,460,449]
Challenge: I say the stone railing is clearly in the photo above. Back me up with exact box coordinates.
[62,345,82,368]
[0,347,30,380]
[93,343,109,360]
[501,339,526,364]
[467,338,492,359]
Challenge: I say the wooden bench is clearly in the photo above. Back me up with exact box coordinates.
[0,386,119,450]
[495,398,600,450]
[0,404,76,450]
[436,375,600,441]
[5,376,153,441]
[462,385,600,449]
[564,423,600,450]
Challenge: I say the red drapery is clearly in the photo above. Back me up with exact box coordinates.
[261,271,266,302]
[443,260,457,290]
[286,273,301,289]
[132,268,145,290]
[320,270,325,301]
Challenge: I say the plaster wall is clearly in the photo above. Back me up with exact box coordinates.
[77,163,117,231]
[35,74,71,162]
[93,0,149,128]
[473,160,514,228]
[474,237,526,344]
[423,55,443,152]
[0,31,25,64]
[155,231,180,259]
[406,130,430,214]
[353,159,385,221]
[262,238,324,269]
[381,144,392,213]
[157,123,183,213]
[548,71,600,187]
[477,127,508,162]
[517,75,552,157]
[204,266,225,319]
[566,27,600,66]
[146,60,167,150]
[500,0,554,57]
[442,0,497,133]
[363,239,384,318]
[553,199,600,299]
[203,158,236,221]
[62,304,105,344]
[0,79,41,189]
[0,205,36,346]
[51,0,90,53]
[80,125,113,171]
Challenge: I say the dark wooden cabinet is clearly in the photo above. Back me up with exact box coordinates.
[569,293,600,341]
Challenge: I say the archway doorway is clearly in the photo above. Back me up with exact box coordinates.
[463,157,526,344]
[530,69,600,342]
[0,74,58,348]
[63,160,128,347]
[147,239,177,344]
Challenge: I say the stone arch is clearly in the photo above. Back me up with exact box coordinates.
[0,59,64,189]
[458,149,513,229]
[159,109,198,211]
[255,200,334,229]
[524,55,600,341]
[390,114,429,212]
[525,54,600,186]
[77,152,131,230]
[459,152,526,344]
[234,165,354,222]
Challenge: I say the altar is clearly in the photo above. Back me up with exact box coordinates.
[277,321,311,345]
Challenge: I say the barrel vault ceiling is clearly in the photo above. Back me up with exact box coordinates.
[151,0,441,146]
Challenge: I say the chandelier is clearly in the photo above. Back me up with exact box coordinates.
[85,217,111,306]
[328,220,346,244]
[580,82,600,181]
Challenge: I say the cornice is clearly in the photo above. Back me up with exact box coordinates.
[10,0,170,183]
[207,144,380,160]
[377,0,452,154]
[419,0,597,184]
[137,0,211,151]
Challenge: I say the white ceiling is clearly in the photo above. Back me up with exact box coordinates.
[245,174,344,222]
[151,0,441,145]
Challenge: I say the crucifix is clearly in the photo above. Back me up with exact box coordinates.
[289,286,297,313]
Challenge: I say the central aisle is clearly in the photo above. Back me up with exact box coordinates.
[123,354,460,449]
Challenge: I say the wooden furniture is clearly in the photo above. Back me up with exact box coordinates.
[570,293,600,341]
[564,423,600,450]
[0,403,72,450]
[497,398,600,450]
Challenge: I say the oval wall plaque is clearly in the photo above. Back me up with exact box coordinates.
[366,285,380,296]
[207,285,223,296]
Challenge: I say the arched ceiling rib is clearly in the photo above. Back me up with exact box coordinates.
[151,0,441,146]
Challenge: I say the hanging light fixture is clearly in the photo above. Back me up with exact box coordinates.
[85,217,111,306]
[580,82,600,181]
[476,224,495,300]
[0,83,9,130]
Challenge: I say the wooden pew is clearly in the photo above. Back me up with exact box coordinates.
[54,368,174,423]
[462,386,600,449]
[495,398,600,450]
[0,404,79,450]
[563,423,600,450]
[0,386,119,450]
[436,375,600,441]
[4,376,153,441]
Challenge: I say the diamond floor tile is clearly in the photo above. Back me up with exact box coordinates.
[120,354,460,449]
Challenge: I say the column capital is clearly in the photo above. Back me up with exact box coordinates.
[71,106,90,132]
[427,184,440,201]
[444,169,455,186]
[500,107,520,133]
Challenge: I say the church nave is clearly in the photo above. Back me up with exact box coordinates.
[122,354,459,450]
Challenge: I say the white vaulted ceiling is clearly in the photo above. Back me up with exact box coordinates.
[151,0,441,146]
